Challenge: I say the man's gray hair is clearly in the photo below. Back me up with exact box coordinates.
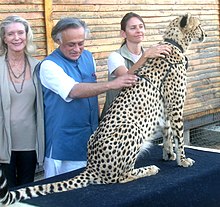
[52,17,90,42]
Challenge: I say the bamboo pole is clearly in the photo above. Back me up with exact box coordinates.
[44,0,54,55]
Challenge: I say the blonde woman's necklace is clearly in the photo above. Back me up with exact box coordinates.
[6,55,26,79]
[5,55,27,94]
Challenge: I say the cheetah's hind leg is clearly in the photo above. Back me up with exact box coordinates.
[119,165,160,183]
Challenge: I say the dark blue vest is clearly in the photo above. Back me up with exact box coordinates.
[42,48,99,161]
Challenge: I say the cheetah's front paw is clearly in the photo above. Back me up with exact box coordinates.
[179,158,195,167]
[163,152,176,161]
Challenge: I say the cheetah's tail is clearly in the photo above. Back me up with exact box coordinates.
[0,167,92,206]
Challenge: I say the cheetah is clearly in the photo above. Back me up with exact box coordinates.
[0,13,206,205]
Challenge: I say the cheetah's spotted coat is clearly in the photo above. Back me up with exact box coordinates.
[0,13,206,205]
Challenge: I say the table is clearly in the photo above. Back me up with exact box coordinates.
[19,145,220,207]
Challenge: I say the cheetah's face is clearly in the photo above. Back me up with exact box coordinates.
[180,16,206,42]
[163,13,207,48]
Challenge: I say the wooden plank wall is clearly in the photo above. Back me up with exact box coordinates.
[0,0,219,125]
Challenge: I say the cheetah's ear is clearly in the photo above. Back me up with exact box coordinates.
[180,13,191,28]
